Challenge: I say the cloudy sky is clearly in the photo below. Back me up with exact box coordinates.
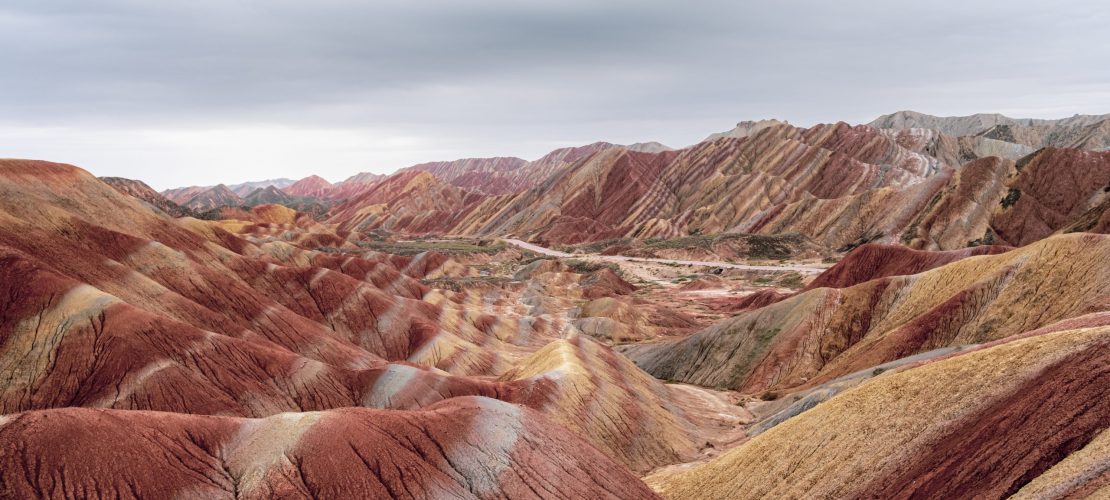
[2,0,1108,189]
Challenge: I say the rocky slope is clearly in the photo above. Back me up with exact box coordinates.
[647,321,1110,499]
[403,157,529,195]
[164,178,296,203]
[0,159,747,492]
[321,121,1109,251]
[100,176,197,218]
[322,171,387,200]
[181,184,244,211]
[332,121,959,246]
[6,111,1110,498]
[871,110,1110,150]
[870,110,1110,136]
[621,232,1110,393]
[283,174,334,198]
[0,397,658,499]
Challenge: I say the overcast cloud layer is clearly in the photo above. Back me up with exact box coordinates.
[2,0,1108,189]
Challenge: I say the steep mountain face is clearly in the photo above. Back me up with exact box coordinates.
[870,110,1110,136]
[872,110,1110,150]
[100,176,196,218]
[626,141,673,153]
[162,184,210,204]
[329,171,493,234]
[163,178,296,203]
[901,147,1110,249]
[399,144,630,196]
[454,121,951,245]
[182,183,244,211]
[283,174,333,198]
[240,184,333,219]
[403,157,528,195]
[227,177,296,196]
[321,121,1110,250]
[472,148,680,244]
[880,127,1035,165]
[703,119,790,142]
[322,171,387,200]
[243,185,295,206]
[499,142,625,195]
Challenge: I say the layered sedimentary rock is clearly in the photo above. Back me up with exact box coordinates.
[100,176,197,218]
[283,175,334,198]
[804,243,1011,290]
[319,120,1110,252]
[319,171,387,200]
[622,233,1110,393]
[163,179,296,204]
[462,122,949,245]
[647,323,1110,499]
[0,397,659,499]
[703,119,789,142]
[0,159,726,487]
[182,184,244,211]
[902,147,1110,249]
[404,156,529,195]
[7,109,1110,498]
[329,170,500,234]
[869,110,1110,139]
[880,127,1034,165]
[243,185,295,206]
[744,147,1110,251]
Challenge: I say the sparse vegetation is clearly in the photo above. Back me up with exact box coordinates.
[1000,188,1022,208]
[836,232,884,253]
[356,239,505,256]
[639,232,813,260]
[778,272,804,288]
[967,228,997,247]
[565,259,621,275]
[420,276,513,291]
[555,238,631,254]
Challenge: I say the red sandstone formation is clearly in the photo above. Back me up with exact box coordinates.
[5,110,1110,499]
[0,159,722,487]
[181,184,245,211]
[100,176,198,218]
[0,397,659,499]
[319,123,1109,253]
[622,233,1110,393]
[283,174,334,198]
[805,243,1011,290]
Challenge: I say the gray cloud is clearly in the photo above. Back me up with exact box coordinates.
[1,0,1108,188]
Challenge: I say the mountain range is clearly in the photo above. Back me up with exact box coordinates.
[2,110,1109,498]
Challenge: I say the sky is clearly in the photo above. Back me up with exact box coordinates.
[1,0,1108,190]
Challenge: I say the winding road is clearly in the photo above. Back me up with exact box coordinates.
[502,238,828,274]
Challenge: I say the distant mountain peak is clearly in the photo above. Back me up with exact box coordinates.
[704,119,791,142]
[624,141,673,153]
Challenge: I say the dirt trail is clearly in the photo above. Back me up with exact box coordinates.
[502,238,828,274]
